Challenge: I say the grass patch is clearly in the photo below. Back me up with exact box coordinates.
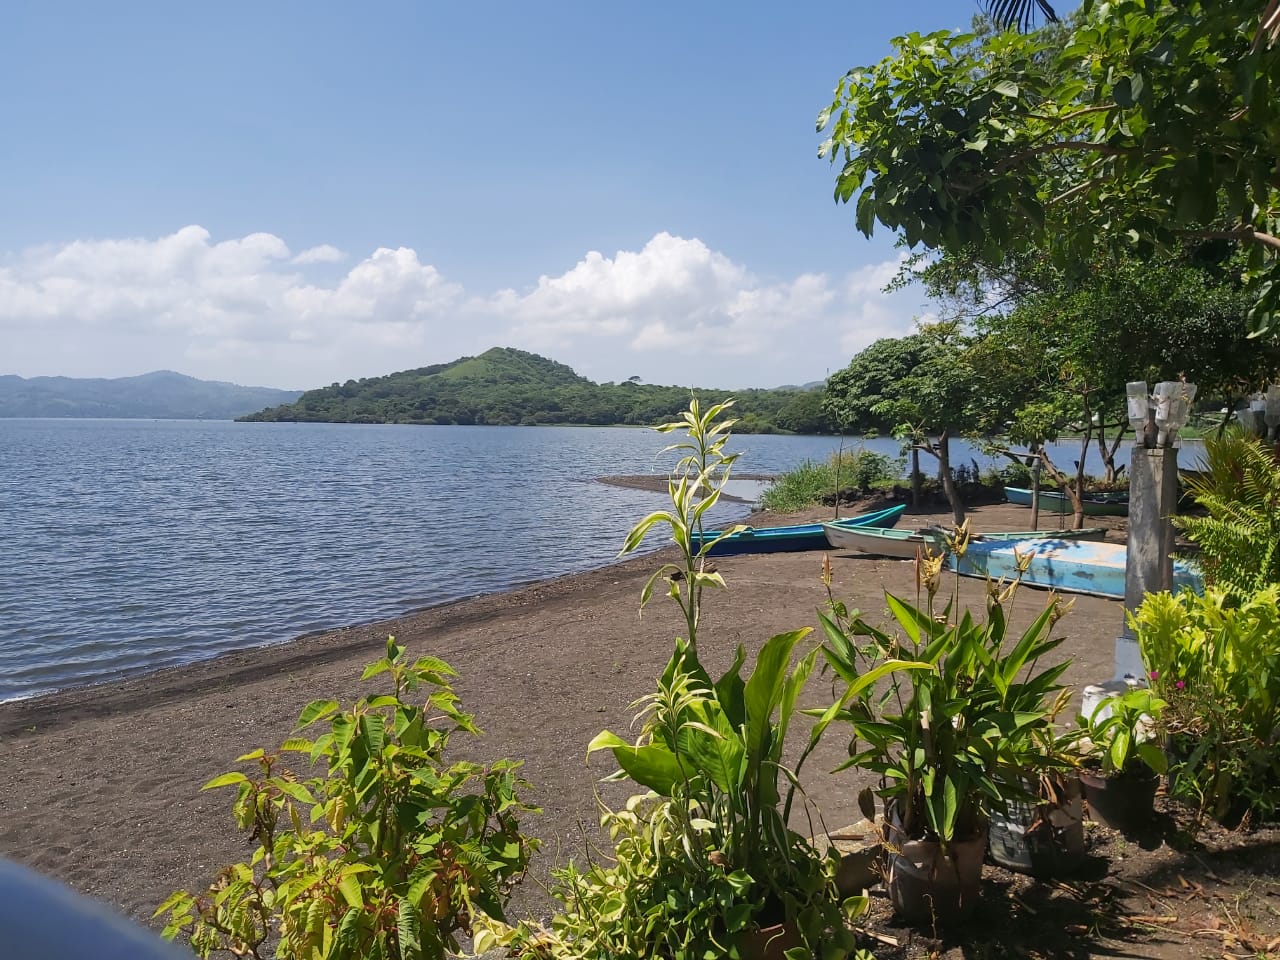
[760,449,902,512]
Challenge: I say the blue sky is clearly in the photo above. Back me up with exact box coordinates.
[2,2,1000,390]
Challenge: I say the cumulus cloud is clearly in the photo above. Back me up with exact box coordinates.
[292,244,345,265]
[483,233,922,386]
[0,226,927,389]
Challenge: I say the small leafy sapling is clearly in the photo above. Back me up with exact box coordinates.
[156,637,538,960]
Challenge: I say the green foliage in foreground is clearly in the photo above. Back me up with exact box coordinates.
[156,638,538,960]
[760,448,902,512]
[1133,587,1280,823]
[238,346,833,433]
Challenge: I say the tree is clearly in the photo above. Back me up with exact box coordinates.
[825,322,984,522]
[820,1,1280,334]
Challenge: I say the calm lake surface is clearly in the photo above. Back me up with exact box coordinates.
[0,420,1199,702]
[0,420,843,702]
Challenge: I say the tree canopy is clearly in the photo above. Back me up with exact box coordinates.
[820,0,1280,333]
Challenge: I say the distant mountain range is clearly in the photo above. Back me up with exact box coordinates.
[238,347,831,433]
[0,371,303,419]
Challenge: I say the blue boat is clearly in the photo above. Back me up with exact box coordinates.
[951,537,1203,600]
[691,503,907,556]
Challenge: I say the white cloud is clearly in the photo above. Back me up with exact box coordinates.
[482,234,923,386]
[0,226,927,389]
[292,244,345,265]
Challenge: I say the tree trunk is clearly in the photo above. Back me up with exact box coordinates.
[936,431,966,525]
[1035,447,1082,528]
[1095,417,1120,484]
[911,447,921,508]
[1106,423,1127,481]
[1030,455,1042,529]
[1071,398,1094,529]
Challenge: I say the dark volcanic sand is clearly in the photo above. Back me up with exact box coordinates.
[1,497,1274,959]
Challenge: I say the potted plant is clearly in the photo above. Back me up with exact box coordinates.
[986,710,1088,878]
[1076,686,1168,832]
[584,632,864,958]
[814,547,1074,924]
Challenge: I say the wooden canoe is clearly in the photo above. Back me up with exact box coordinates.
[822,524,947,558]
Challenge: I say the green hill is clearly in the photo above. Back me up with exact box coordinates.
[238,347,832,433]
[0,371,302,419]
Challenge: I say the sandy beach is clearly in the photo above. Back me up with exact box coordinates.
[0,497,1133,928]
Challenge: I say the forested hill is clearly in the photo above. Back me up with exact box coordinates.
[0,371,302,419]
[238,347,831,433]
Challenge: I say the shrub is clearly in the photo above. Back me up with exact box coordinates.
[156,638,538,960]
[479,398,869,959]
[760,448,902,511]
[1131,587,1280,824]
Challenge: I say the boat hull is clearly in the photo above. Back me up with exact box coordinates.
[824,525,1107,558]
[692,503,906,556]
[951,538,1203,599]
[823,525,946,558]
[1003,487,1129,517]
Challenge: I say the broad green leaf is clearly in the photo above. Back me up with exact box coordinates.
[202,771,250,790]
[296,699,340,727]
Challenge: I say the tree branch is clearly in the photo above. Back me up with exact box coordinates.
[1049,175,1111,206]
[1178,227,1280,253]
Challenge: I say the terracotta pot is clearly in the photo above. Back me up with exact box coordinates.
[988,777,1085,877]
[884,825,987,926]
[1079,769,1158,832]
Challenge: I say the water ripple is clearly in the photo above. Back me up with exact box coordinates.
[0,420,856,702]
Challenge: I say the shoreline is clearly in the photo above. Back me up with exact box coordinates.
[0,501,1125,929]
[0,474,760,710]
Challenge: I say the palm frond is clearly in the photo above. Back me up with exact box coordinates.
[1256,0,1280,50]
[1176,430,1280,598]
[984,0,1058,31]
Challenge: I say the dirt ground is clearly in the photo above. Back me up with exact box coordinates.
[0,491,1275,958]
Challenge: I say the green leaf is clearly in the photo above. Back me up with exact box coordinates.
[271,778,316,805]
[296,699,339,727]
[397,896,422,955]
[585,731,685,795]
[993,80,1019,98]
[1114,75,1136,108]
[337,874,364,909]
[201,771,250,790]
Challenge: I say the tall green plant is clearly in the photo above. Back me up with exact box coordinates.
[482,397,871,959]
[1176,429,1280,598]
[618,396,742,652]
[156,638,537,960]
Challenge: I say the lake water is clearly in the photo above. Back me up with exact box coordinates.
[0,420,1202,702]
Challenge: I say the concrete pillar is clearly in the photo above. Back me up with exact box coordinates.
[1115,445,1180,680]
